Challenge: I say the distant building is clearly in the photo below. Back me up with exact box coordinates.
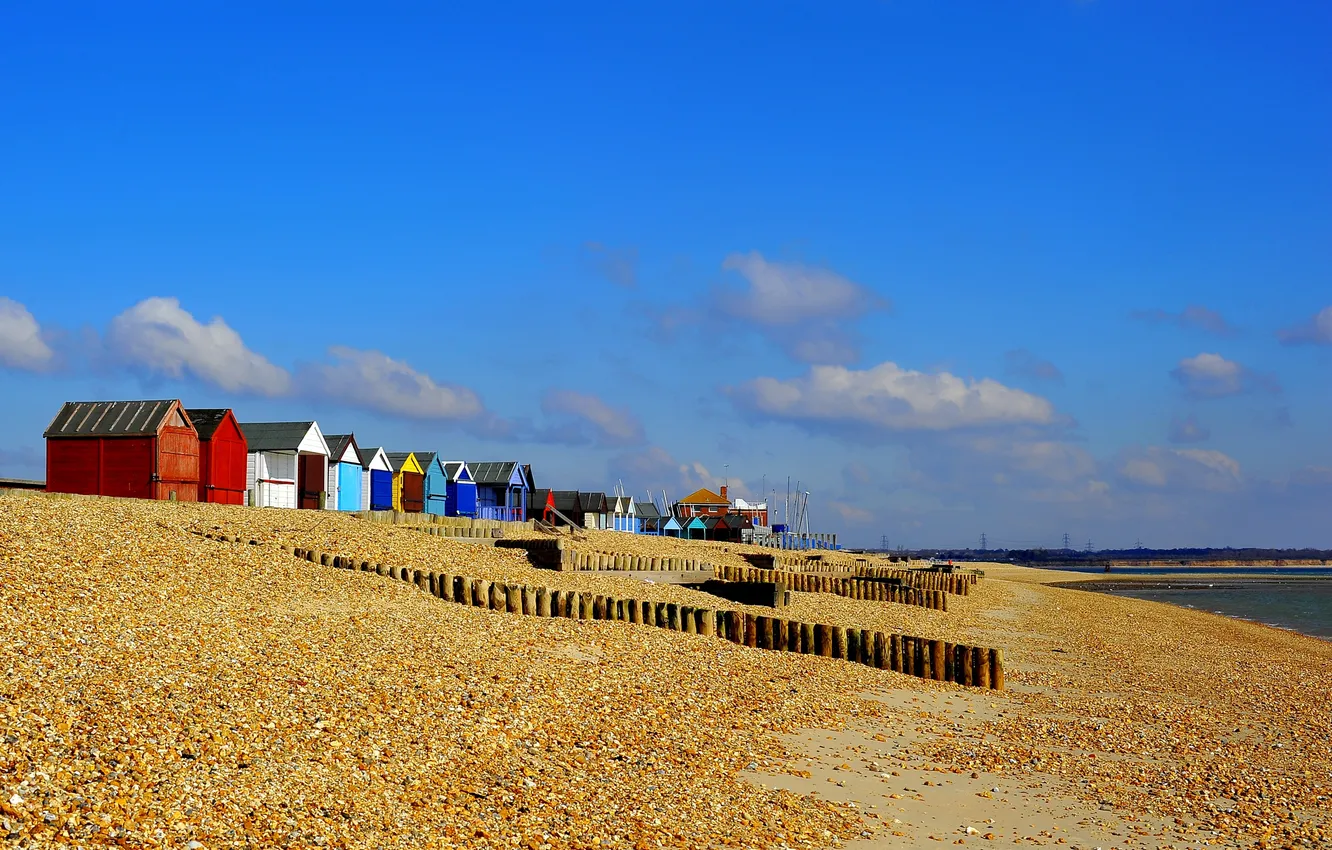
[385,452,425,513]
[359,446,394,512]
[731,497,768,527]
[239,421,330,509]
[442,462,477,518]
[324,434,364,512]
[675,486,731,518]
[468,461,530,522]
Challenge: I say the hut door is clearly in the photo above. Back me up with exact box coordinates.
[297,454,324,509]
[402,472,425,513]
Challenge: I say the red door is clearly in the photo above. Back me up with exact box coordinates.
[297,454,324,509]
[401,472,424,513]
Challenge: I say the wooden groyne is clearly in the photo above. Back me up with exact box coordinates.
[717,564,950,611]
[198,532,1005,690]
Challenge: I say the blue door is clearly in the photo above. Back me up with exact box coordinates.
[448,481,477,517]
[337,462,362,511]
[370,469,393,511]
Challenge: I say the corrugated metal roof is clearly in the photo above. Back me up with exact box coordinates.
[360,447,387,470]
[635,501,661,520]
[325,435,362,465]
[238,422,317,452]
[442,461,469,482]
[184,408,231,441]
[44,400,186,438]
[553,490,581,512]
[467,461,520,486]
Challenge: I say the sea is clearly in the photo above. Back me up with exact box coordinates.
[1042,567,1332,640]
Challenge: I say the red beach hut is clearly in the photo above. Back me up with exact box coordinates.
[43,399,200,501]
[185,408,248,505]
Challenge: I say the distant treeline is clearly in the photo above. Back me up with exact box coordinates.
[908,547,1332,565]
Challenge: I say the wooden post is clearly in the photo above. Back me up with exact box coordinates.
[744,615,758,647]
[506,584,521,614]
[536,587,551,617]
[830,626,845,660]
[801,622,815,654]
[931,640,946,681]
[990,648,1004,691]
[665,603,680,631]
[471,579,487,607]
[814,624,831,657]
[920,639,933,679]
[943,643,955,683]
[699,608,716,637]
[873,632,887,669]
[890,634,902,672]
[786,620,800,653]
[725,610,742,643]
[976,648,990,689]
[593,595,606,620]
[960,646,974,687]
[845,628,860,664]
[491,583,506,611]
[755,616,771,649]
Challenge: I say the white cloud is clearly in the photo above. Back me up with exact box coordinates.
[1131,305,1237,336]
[1276,305,1332,346]
[732,362,1056,432]
[608,445,746,500]
[716,252,887,365]
[829,501,875,524]
[106,297,290,395]
[1169,352,1276,398]
[0,297,55,371]
[540,389,645,447]
[719,252,885,325]
[297,346,484,420]
[1118,446,1241,492]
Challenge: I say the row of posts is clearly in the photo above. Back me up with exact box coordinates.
[718,565,948,611]
[562,550,707,572]
[271,543,1004,690]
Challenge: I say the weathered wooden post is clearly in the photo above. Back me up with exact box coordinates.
[873,632,887,669]
[506,584,521,614]
[830,626,846,660]
[960,646,974,687]
[931,640,946,681]
[845,628,860,664]
[536,587,551,617]
[976,648,990,689]
[801,622,815,654]
[989,649,1004,691]
[744,615,758,647]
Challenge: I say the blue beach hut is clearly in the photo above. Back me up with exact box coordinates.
[360,446,394,512]
[660,515,683,537]
[324,434,364,511]
[443,461,477,518]
[685,516,708,540]
[468,461,530,522]
[413,451,448,516]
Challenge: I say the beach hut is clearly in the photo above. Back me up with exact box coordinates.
[529,488,557,524]
[239,421,330,509]
[468,462,530,522]
[716,513,752,543]
[578,492,608,530]
[323,435,364,512]
[611,494,639,533]
[412,452,448,516]
[44,399,200,501]
[359,446,393,512]
[660,514,683,538]
[635,501,662,535]
[551,490,582,526]
[386,452,425,513]
[185,408,247,505]
[443,462,477,518]
[684,515,708,540]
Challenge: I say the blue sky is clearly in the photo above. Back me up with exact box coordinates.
[2,1,1330,548]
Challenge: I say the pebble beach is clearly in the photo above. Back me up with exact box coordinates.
[1,493,1327,849]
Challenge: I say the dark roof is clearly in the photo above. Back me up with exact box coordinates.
[700,515,723,528]
[45,400,188,438]
[325,434,362,465]
[523,463,535,491]
[635,501,662,520]
[239,422,318,452]
[360,446,386,469]
[468,461,522,486]
[184,408,232,440]
[578,492,607,511]
[385,452,418,472]
[443,461,471,482]
[530,488,553,508]
[553,490,581,512]
[722,514,753,529]
[412,451,438,468]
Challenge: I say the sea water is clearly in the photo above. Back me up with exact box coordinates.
[1075,579,1332,640]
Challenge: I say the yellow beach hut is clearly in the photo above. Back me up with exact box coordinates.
[385,451,425,513]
